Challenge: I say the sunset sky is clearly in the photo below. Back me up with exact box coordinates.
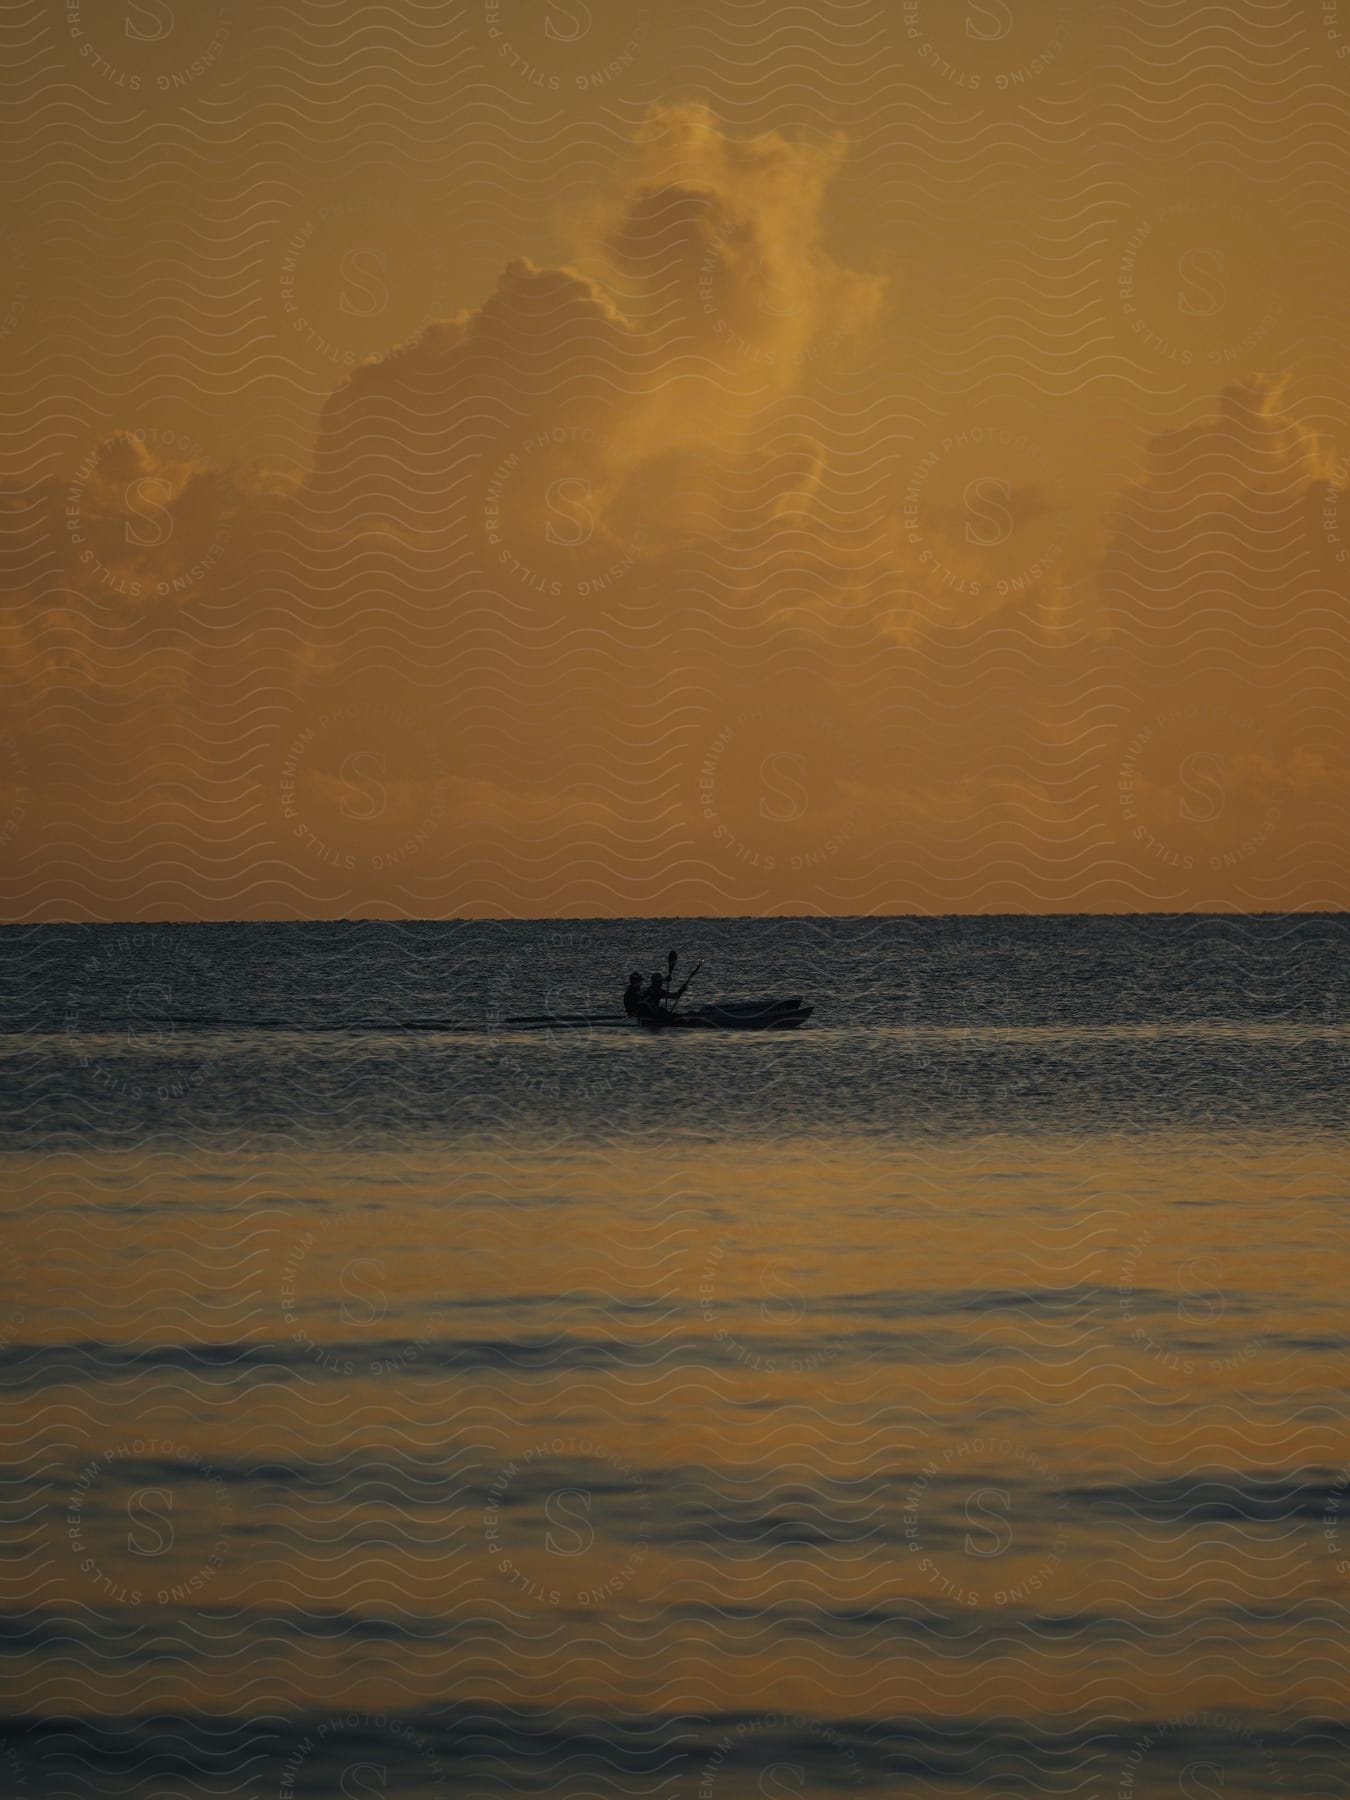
[3,0,1348,918]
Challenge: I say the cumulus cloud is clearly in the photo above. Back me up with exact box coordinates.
[1131,374,1339,494]
[1096,375,1348,904]
[3,120,1347,917]
[1102,372,1347,662]
[583,103,887,441]
[306,105,889,591]
[3,108,896,914]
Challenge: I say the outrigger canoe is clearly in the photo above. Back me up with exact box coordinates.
[503,996,812,1031]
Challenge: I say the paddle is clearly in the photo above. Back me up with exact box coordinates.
[664,949,677,1009]
[670,959,702,1009]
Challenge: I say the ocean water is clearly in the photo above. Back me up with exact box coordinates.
[2,914,1348,1797]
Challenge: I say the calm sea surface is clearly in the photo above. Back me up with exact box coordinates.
[2,915,1348,1797]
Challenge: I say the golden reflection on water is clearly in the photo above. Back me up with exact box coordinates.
[6,1131,1348,1743]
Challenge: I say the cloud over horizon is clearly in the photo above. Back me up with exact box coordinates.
[1,110,1347,919]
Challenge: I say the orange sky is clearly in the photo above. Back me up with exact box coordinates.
[2,1,1348,918]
